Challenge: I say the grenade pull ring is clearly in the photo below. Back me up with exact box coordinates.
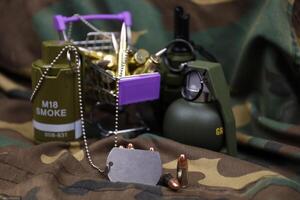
[181,70,204,102]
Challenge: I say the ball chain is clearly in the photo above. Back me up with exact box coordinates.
[31,45,112,175]
[30,45,70,102]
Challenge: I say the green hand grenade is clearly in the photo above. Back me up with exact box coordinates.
[163,61,237,156]
[32,41,81,142]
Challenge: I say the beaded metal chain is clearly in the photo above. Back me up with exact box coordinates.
[30,45,125,175]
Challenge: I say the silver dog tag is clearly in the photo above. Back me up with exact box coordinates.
[106,147,162,185]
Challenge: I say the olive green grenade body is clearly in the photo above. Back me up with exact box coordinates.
[32,41,82,142]
[163,99,224,151]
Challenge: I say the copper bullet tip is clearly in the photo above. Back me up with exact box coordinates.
[159,173,181,191]
[179,154,186,160]
[127,143,134,149]
[168,178,180,191]
[178,154,188,168]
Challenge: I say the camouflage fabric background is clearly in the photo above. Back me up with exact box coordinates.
[0,0,299,199]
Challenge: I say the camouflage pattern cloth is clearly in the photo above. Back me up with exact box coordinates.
[0,0,300,199]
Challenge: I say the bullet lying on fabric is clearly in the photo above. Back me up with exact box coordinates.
[159,173,181,191]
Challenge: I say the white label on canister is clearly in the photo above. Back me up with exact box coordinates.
[33,120,82,139]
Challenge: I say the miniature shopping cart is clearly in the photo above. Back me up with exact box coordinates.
[53,12,160,106]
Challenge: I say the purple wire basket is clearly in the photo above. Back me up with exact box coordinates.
[53,12,161,106]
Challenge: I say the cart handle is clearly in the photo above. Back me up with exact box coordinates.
[53,11,132,32]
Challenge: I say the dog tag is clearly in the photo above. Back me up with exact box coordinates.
[106,147,162,185]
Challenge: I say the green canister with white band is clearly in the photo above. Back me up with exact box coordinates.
[32,41,82,142]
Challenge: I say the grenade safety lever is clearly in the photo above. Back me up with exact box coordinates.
[184,60,237,156]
